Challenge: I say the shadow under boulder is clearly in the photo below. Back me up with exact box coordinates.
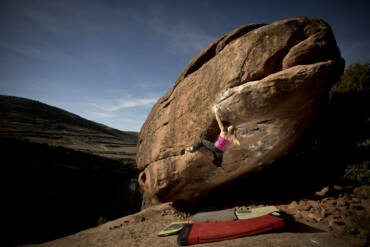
[2,137,142,246]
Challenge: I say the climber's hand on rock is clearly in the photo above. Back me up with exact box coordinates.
[213,105,220,114]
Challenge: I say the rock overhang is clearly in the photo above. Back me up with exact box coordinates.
[136,17,345,202]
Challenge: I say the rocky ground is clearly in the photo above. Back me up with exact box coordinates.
[23,185,369,247]
[278,185,369,237]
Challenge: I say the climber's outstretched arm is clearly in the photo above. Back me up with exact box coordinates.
[213,106,226,133]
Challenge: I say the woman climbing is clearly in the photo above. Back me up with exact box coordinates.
[185,105,240,166]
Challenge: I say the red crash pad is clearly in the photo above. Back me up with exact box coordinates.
[178,212,287,245]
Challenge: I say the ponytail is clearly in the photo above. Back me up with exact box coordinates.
[231,133,240,145]
[228,126,240,145]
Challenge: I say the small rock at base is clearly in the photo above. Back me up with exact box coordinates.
[315,186,329,197]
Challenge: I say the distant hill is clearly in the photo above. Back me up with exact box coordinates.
[0,95,142,246]
[0,95,138,162]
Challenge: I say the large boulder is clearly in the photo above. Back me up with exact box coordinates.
[136,17,344,202]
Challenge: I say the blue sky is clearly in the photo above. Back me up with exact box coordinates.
[0,0,369,131]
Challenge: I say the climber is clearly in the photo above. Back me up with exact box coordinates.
[185,105,240,166]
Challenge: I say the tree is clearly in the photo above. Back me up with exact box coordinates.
[335,61,370,93]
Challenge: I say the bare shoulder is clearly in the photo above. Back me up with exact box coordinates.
[220,131,227,138]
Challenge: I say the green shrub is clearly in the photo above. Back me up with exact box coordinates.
[344,161,370,185]
[335,61,370,93]
[97,216,108,225]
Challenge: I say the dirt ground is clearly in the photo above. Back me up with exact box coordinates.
[22,198,368,247]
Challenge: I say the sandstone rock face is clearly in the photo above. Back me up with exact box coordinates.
[137,17,344,202]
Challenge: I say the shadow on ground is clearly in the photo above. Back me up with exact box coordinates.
[2,137,142,246]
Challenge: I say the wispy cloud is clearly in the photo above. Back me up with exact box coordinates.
[145,3,216,55]
[103,97,158,112]
[20,0,107,36]
[120,98,158,108]
[88,111,115,119]
[0,0,115,63]
[84,95,158,131]
[88,96,159,113]
[0,40,80,65]
[0,41,50,60]
[167,22,216,54]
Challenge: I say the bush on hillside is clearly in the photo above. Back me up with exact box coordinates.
[334,61,370,93]
[344,161,370,185]
[330,61,370,185]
